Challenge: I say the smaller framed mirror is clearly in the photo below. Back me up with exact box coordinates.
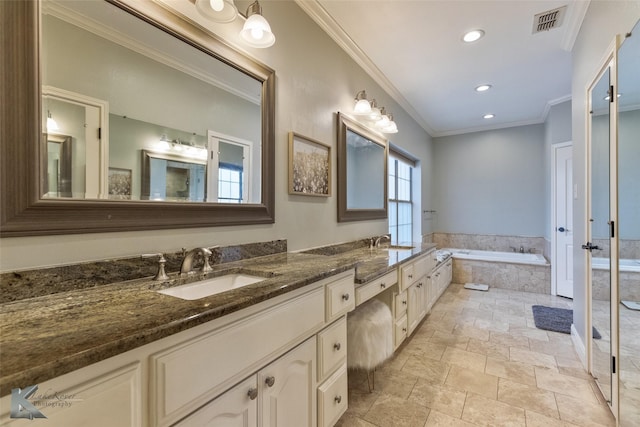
[337,112,388,222]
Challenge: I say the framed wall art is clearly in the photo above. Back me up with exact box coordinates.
[288,132,331,197]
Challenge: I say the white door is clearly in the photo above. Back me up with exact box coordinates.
[554,143,573,298]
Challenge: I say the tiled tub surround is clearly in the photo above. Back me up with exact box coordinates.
[590,239,640,302]
[0,238,435,397]
[450,252,551,294]
[433,233,547,257]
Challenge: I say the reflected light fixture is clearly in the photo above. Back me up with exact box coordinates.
[353,90,372,115]
[240,0,276,48]
[604,93,622,101]
[463,29,485,42]
[195,0,238,23]
[46,110,59,132]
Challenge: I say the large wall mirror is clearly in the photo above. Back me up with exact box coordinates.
[1,0,275,236]
[336,113,388,222]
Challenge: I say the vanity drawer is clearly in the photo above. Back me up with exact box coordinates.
[318,364,348,427]
[395,315,408,349]
[325,274,355,322]
[399,263,415,291]
[317,317,347,382]
[394,289,408,317]
[355,270,398,306]
[417,250,437,277]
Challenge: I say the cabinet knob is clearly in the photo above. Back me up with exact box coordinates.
[265,376,276,387]
[380,283,386,289]
[342,293,350,301]
[402,327,407,332]
[247,388,258,400]
[418,282,423,288]
[402,300,407,305]
[334,342,341,351]
[335,395,342,404]
[408,274,413,279]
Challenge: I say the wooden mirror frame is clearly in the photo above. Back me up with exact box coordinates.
[0,0,275,237]
[336,113,388,222]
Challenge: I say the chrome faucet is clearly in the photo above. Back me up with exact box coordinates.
[374,235,391,249]
[180,247,214,276]
[519,246,524,254]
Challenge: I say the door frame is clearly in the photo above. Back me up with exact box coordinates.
[551,141,573,297]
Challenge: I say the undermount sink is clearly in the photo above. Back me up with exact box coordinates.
[157,274,265,300]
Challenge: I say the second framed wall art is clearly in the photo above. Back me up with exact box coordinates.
[288,132,331,197]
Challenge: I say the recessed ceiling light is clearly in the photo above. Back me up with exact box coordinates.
[483,114,495,119]
[475,84,492,92]
[463,29,485,43]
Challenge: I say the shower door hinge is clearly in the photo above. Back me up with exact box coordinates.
[610,85,615,103]
[98,127,102,140]
[612,356,616,374]
[610,220,615,238]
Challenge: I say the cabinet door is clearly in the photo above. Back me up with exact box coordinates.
[174,376,258,427]
[407,283,421,334]
[260,337,316,427]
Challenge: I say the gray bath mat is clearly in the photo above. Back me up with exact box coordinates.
[622,301,640,311]
[464,283,489,291]
[532,305,601,339]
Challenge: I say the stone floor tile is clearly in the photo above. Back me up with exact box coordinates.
[444,365,498,399]
[509,347,557,369]
[369,367,419,399]
[334,414,378,427]
[363,393,430,427]
[485,357,536,386]
[555,393,616,426]
[535,367,600,404]
[441,346,487,372]
[424,410,477,427]
[452,324,491,341]
[524,410,583,427]
[401,353,451,385]
[489,331,530,349]
[461,392,526,426]
[466,338,510,361]
[497,378,559,418]
[408,378,466,418]
[428,330,470,349]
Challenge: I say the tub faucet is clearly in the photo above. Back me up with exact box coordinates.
[519,246,524,254]
[180,247,214,276]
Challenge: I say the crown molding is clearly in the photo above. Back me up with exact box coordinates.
[561,0,590,52]
[294,0,435,136]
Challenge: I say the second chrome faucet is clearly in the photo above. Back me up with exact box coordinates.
[180,247,215,275]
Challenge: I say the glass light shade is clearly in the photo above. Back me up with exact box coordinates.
[369,106,381,121]
[354,99,372,115]
[382,121,398,133]
[376,114,390,128]
[195,0,238,23]
[240,14,275,48]
[46,111,58,132]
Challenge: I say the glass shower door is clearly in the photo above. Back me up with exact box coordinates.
[589,65,613,405]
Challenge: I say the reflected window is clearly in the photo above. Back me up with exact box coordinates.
[218,163,243,203]
[388,151,415,245]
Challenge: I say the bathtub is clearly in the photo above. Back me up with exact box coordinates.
[445,248,548,266]
[592,257,640,273]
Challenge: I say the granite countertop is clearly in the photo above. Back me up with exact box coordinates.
[0,241,435,397]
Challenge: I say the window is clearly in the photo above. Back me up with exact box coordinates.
[218,163,243,203]
[388,152,414,245]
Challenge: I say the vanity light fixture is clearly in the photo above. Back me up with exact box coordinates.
[603,92,622,101]
[375,107,391,128]
[483,113,495,119]
[368,99,382,121]
[381,114,398,134]
[463,29,485,43]
[46,110,59,132]
[195,0,238,23]
[475,84,492,92]
[240,0,276,48]
[353,90,372,115]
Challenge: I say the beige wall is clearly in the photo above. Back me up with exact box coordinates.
[0,1,433,272]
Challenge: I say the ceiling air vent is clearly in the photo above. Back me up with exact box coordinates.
[532,5,567,34]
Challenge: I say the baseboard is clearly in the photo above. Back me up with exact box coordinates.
[571,323,587,368]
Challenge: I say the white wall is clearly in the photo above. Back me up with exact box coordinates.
[432,124,546,237]
[0,1,433,272]
[571,0,640,351]
[543,100,572,242]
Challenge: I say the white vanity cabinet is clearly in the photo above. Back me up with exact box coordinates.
[427,257,452,311]
[406,277,427,335]
[0,270,355,427]
[397,249,436,339]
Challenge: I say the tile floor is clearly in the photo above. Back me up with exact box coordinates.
[336,283,617,427]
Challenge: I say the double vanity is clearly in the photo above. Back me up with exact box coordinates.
[0,240,451,427]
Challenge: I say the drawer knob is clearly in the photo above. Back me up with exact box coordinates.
[335,395,342,404]
[247,388,258,400]
[402,327,407,332]
[265,376,276,387]
[334,342,341,351]
[380,283,386,289]
[408,274,413,279]
[342,293,350,301]
[402,300,407,305]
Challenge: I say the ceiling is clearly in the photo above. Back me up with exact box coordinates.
[295,0,590,137]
